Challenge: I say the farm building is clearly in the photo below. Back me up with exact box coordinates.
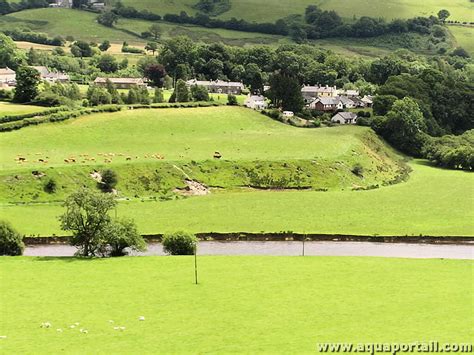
[309,97,344,112]
[186,79,244,95]
[244,95,267,110]
[331,112,358,125]
[32,66,70,83]
[94,77,146,89]
[301,85,337,103]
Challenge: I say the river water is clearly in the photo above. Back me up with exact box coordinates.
[24,241,474,259]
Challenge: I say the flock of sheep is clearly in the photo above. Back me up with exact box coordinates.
[14,153,166,165]
[39,316,146,335]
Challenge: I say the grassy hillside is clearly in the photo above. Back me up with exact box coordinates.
[119,0,474,23]
[1,256,472,353]
[449,25,474,55]
[0,8,287,47]
[2,161,473,236]
[0,102,47,117]
[0,106,407,202]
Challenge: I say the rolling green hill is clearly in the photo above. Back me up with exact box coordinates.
[0,106,473,237]
[120,0,474,23]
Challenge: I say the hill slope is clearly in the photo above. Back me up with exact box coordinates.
[120,0,474,23]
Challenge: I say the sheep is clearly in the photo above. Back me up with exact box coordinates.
[138,316,145,321]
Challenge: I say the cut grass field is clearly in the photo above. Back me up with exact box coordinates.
[0,101,47,118]
[120,0,474,23]
[0,256,472,353]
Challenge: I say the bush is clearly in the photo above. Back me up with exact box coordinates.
[227,94,238,105]
[162,232,197,255]
[44,178,57,193]
[103,218,146,257]
[100,169,118,192]
[351,163,364,177]
[0,221,24,256]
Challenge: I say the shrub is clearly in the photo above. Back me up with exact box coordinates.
[227,94,238,105]
[0,221,24,256]
[351,163,364,177]
[103,218,146,257]
[162,232,197,255]
[44,178,57,193]
[100,169,118,192]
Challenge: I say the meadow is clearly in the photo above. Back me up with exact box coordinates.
[2,160,472,237]
[120,0,474,23]
[0,256,472,353]
[0,102,47,117]
[449,25,474,55]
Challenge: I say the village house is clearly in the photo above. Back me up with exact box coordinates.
[331,112,358,125]
[361,95,373,107]
[301,85,337,103]
[0,67,16,87]
[244,95,267,110]
[94,77,146,89]
[309,97,344,112]
[186,79,244,95]
[32,66,70,83]
[337,89,360,97]
[338,96,356,109]
[49,0,72,7]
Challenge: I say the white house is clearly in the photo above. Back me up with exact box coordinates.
[0,67,16,86]
[282,111,294,118]
[309,97,344,111]
[361,95,373,107]
[302,85,337,103]
[331,112,358,125]
[244,95,267,110]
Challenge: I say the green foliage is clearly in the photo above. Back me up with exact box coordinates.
[71,41,93,58]
[174,79,190,102]
[13,66,40,103]
[267,71,304,113]
[193,0,231,16]
[87,85,112,106]
[99,40,111,52]
[373,97,428,156]
[162,231,197,255]
[153,88,164,103]
[102,217,146,257]
[100,169,118,192]
[60,188,116,257]
[144,63,166,87]
[97,11,118,28]
[44,178,57,194]
[98,54,118,73]
[149,24,161,40]
[191,85,209,101]
[0,220,24,256]
[373,95,398,116]
[423,131,474,170]
[227,93,238,105]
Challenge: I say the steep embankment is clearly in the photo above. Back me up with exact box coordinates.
[0,106,408,203]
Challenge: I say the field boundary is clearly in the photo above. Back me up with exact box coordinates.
[24,233,474,245]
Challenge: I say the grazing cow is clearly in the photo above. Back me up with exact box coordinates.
[126,157,132,161]
[213,151,222,159]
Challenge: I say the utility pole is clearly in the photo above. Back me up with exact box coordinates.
[194,244,198,285]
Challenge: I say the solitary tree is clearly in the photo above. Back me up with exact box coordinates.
[97,11,118,27]
[145,41,158,55]
[99,40,111,52]
[149,24,161,40]
[100,169,118,192]
[13,66,40,103]
[144,63,167,87]
[59,188,116,257]
[437,9,450,22]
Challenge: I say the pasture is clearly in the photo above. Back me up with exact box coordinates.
[0,256,472,353]
[2,161,473,237]
[120,0,474,23]
[449,25,474,55]
[0,102,47,118]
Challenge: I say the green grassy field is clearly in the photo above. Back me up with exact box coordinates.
[0,256,472,353]
[449,25,474,55]
[120,0,474,23]
[2,160,472,237]
[0,8,287,47]
[0,102,47,118]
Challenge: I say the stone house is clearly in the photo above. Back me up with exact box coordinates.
[186,79,244,95]
[331,112,358,124]
[94,77,146,89]
[244,95,267,110]
[0,67,16,86]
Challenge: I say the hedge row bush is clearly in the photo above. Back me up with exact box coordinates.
[0,221,24,256]
[0,106,71,124]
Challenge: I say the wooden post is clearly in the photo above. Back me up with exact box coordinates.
[194,244,198,285]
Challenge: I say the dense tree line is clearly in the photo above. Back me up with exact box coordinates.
[0,0,48,15]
